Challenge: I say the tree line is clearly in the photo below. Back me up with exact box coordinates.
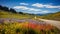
[0,5,23,14]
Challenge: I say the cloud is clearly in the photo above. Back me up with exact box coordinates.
[45,5,60,8]
[20,3,28,5]
[40,10,50,13]
[28,8,41,11]
[13,6,50,14]
[34,10,50,14]
[23,10,50,14]
[13,6,51,14]
[32,3,60,9]
[32,3,44,8]
[13,6,29,10]
[13,6,41,11]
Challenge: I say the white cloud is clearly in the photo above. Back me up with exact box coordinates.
[13,6,29,10]
[24,10,50,14]
[32,3,60,9]
[40,11,50,13]
[32,3,44,8]
[13,6,51,14]
[20,3,28,5]
[28,8,41,11]
[44,5,60,8]
[35,10,50,14]
[13,6,41,11]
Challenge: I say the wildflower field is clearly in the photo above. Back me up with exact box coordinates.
[0,21,60,34]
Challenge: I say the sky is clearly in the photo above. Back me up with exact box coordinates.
[0,0,60,14]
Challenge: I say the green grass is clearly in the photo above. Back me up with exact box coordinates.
[0,10,60,21]
[0,10,34,19]
[40,12,60,21]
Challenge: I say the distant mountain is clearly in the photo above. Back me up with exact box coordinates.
[36,14,44,16]
[36,13,54,16]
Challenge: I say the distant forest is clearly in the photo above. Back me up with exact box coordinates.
[0,5,23,14]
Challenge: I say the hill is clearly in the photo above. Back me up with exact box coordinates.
[0,10,35,19]
[40,12,60,21]
[0,10,60,21]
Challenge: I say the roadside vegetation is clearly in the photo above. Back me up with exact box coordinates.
[0,21,60,34]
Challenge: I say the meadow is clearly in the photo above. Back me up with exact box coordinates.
[0,21,60,34]
[0,6,60,34]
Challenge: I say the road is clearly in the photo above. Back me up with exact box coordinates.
[39,19,60,29]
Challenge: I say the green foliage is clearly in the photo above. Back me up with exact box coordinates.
[15,28,21,33]
[23,29,37,34]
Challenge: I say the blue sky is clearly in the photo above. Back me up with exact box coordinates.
[0,0,60,14]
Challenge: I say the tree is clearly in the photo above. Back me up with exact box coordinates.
[0,5,3,10]
[0,5,9,11]
[3,6,9,11]
[9,8,17,13]
[19,12,23,14]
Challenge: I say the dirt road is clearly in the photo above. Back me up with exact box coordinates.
[39,19,60,29]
